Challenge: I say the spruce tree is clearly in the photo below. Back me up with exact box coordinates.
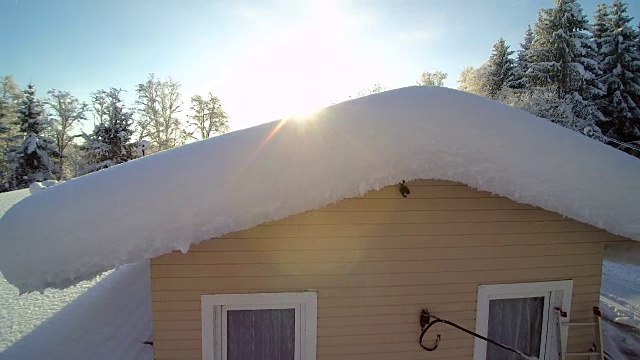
[508,26,534,89]
[484,38,515,98]
[5,84,58,190]
[593,3,612,44]
[527,0,604,130]
[81,89,136,174]
[592,3,612,68]
[597,0,640,142]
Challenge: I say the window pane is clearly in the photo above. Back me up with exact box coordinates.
[487,297,545,360]
[227,308,295,360]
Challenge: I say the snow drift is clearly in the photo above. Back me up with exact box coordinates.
[1,86,639,292]
[0,261,152,360]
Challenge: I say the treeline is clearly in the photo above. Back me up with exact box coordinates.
[0,74,229,192]
[456,0,640,156]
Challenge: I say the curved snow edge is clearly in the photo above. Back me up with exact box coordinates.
[0,86,638,293]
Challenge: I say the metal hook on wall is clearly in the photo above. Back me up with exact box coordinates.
[418,309,535,359]
[419,309,442,351]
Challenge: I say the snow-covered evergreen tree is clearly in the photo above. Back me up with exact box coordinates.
[593,3,612,44]
[484,38,515,98]
[508,26,534,89]
[527,0,604,130]
[529,0,602,96]
[597,0,640,142]
[81,89,136,174]
[5,84,58,190]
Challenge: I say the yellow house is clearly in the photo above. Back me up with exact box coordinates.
[151,179,631,360]
[1,87,638,360]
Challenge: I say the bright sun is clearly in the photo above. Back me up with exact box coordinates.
[214,0,366,129]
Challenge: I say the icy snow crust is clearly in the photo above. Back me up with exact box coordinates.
[1,86,639,292]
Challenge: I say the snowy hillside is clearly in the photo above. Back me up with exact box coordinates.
[1,86,639,293]
[600,260,640,358]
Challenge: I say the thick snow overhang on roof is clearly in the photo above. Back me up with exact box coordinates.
[1,86,639,292]
[0,189,29,217]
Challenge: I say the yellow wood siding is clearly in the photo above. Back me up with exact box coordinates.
[150,180,629,360]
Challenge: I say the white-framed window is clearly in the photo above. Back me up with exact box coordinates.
[473,280,573,360]
[202,292,317,360]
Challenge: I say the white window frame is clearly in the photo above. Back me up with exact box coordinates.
[202,292,317,360]
[473,280,573,360]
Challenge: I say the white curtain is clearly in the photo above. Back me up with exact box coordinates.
[227,309,295,360]
[487,296,545,360]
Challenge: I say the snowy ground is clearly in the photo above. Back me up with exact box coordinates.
[600,260,640,359]
[0,190,152,360]
[0,262,153,360]
[0,273,101,350]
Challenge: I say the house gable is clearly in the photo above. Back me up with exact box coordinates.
[151,180,630,360]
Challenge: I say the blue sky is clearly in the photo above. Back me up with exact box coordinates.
[2,0,639,130]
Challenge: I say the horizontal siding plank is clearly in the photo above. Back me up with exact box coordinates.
[319,346,472,360]
[152,304,478,324]
[151,254,603,278]
[347,296,490,310]
[319,314,474,328]
[153,320,201,331]
[319,306,475,319]
[153,339,200,350]
[151,293,599,318]
[153,292,600,315]
[155,311,201,321]
[355,184,496,199]
[230,221,599,239]
[319,283,476,297]
[572,292,601,304]
[151,265,602,290]
[318,331,464,347]
[386,179,461,187]
[317,197,536,212]
[319,338,473,356]
[153,299,478,313]
[151,280,600,302]
[318,323,424,337]
[570,302,602,314]
[274,209,565,225]
[154,329,201,340]
[153,349,201,359]
[187,232,616,252]
[155,245,604,266]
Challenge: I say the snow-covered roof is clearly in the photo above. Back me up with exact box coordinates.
[0,189,29,216]
[1,86,639,292]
